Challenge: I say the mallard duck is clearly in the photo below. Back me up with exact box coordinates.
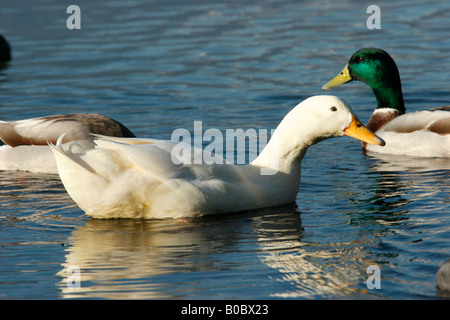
[0,113,135,173]
[50,95,385,219]
[322,48,450,157]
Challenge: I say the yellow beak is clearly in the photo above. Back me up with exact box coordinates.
[322,64,352,90]
[344,115,385,146]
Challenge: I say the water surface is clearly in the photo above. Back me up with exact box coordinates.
[0,0,449,299]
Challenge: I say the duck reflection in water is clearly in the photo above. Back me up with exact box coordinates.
[57,205,382,299]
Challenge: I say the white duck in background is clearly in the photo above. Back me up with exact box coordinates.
[0,113,135,174]
[50,95,385,219]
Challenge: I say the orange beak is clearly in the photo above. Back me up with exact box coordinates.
[344,115,385,146]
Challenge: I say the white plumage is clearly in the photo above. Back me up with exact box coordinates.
[50,96,384,219]
[365,109,450,157]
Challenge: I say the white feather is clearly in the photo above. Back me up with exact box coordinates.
[50,96,384,219]
[366,110,450,157]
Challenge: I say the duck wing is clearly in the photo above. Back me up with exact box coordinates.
[0,113,134,147]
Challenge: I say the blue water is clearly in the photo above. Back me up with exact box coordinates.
[0,0,449,299]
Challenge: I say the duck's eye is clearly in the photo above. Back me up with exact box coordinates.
[330,106,337,112]
[357,56,366,62]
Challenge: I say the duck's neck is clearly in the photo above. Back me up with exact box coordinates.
[248,128,309,204]
[372,85,405,115]
[361,107,400,150]
[366,108,400,133]
[364,74,405,136]
[363,60,406,116]
[251,123,314,175]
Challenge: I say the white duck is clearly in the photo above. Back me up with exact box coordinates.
[50,95,385,219]
[0,113,135,174]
